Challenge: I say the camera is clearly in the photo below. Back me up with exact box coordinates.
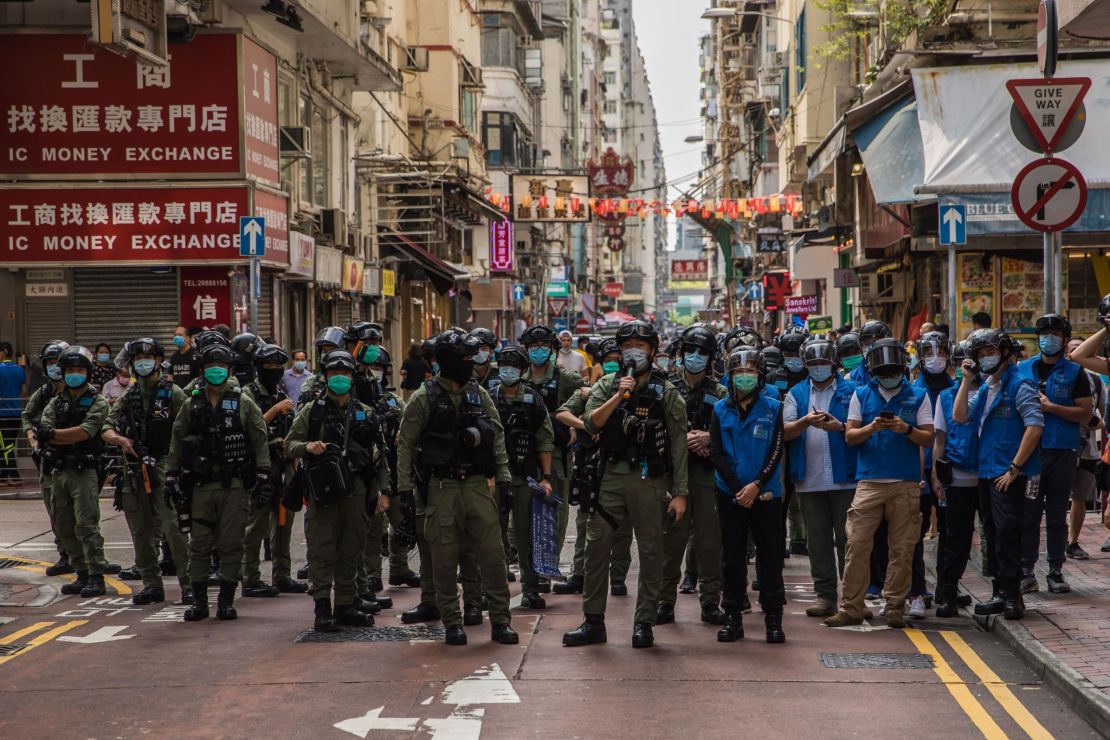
[460,426,483,449]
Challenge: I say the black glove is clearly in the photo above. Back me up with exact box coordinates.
[497,481,512,501]
[253,472,273,507]
[36,425,55,444]
[112,481,124,512]
[395,490,418,548]
[164,472,180,510]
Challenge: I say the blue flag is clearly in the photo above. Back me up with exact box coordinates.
[529,477,563,579]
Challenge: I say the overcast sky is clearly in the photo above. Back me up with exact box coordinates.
[631,0,712,246]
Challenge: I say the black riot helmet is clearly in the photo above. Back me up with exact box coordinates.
[497,345,529,369]
[116,337,164,370]
[199,343,235,367]
[193,329,229,352]
[231,332,261,362]
[58,346,94,372]
[1035,313,1072,338]
[801,337,837,366]
[39,340,70,363]
[680,325,717,356]
[859,320,892,346]
[468,327,498,349]
[421,337,436,363]
[345,321,381,346]
[597,338,621,363]
[520,324,557,349]
[723,326,764,352]
[615,320,659,350]
[357,344,390,368]
[835,332,863,358]
[951,340,970,366]
[865,338,907,376]
[726,348,765,396]
[776,328,808,355]
[435,330,481,385]
[967,328,1015,359]
[322,349,357,374]
[254,343,289,368]
[761,346,784,371]
[315,326,346,351]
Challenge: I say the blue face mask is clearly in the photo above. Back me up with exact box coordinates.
[499,367,522,386]
[64,373,86,389]
[46,364,63,381]
[978,355,1001,375]
[784,357,804,373]
[96,353,111,363]
[683,352,708,374]
[293,360,307,372]
[878,375,903,390]
[808,364,833,383]
[1039,334,1063,356]
[173,335,186,348]
[473,351,491,366]
[133,359,157,377]
[528,347,551,366]
[774,379,789,391]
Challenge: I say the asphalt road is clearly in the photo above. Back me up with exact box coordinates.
[0,500,1100,739]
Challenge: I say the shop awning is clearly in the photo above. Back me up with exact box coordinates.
[379,229,469,295]
[807,119,846,182]
[445,184,508,226]
[852,96,928,206]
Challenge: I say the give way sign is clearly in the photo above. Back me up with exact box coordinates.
[1006,77,1090,153]
[1010,157,1087,232]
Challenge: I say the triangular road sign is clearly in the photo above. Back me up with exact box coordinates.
[1006,77,1090,152]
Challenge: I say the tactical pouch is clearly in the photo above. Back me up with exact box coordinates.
[282,467,305,512]
[640,418,670,478]
[421,426,456,468]
[508,426,533,472]
[305,447,350,506]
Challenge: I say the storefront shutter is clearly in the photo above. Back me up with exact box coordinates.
[73,268,179,351]
[22,295,75,359]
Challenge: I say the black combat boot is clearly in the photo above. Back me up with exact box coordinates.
[631,622,654,648]
[463,604,484,626]
[536,577,551,593]
[314,598,339,633]
[401,602,440,624]
[974,580,1006,616]
[45,553,74,577]
[655,602,676,624]
[132,585,165,605]
[117,565,142,581]
[445,625,467,645]
[553,575,584,594]
[367,576,384,593]
[80,573,107,597]
[520,592,546,609]
[180,586,194,604]
[506,569,516,583]
[335,602,373,626]
[678,574,697,594]
[216,580,238,620]
[275,577,309,594]
[367,594,393,609]
[388,572,421,587]
[60,571,88,595]
[296,564,310,580]
[701,603,727,625]
[491,623,519,644]
[563,614,607,646]
[1003,591,1025,621]
[610,580,628,596]
[717,611,744,642]
[242,581,280,597]
[184,582,209,621]
[936,585,960,618]
[352,596,382,615]
[764,610,786,643]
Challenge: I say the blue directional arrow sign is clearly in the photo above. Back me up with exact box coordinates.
[512,283,526,302]
[239,216,266,257]
[938,204,966,246]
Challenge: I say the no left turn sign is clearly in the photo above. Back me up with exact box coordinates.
[1010,157,1087,233]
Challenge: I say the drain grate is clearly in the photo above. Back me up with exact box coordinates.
[0,558,29,569]
[819,652,935,669]
[294,624,447,643]
[0,644,27,656]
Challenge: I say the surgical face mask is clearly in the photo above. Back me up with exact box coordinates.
[732,373,759,394]
[784,357,804,373]
[473,350,491,366]
[173,335,186,349]
[328,375,353,395]
[97,353,111,364]
[877,374,903,390]
[499,367,522,386]
[602,360,620,374]
[133,359,157,377]
[203,366,230,386]
[683,352,708,374]
[978,355,1001,375]
[923,356,948,375]
[46,363,63,381]
[774,378,789,391]
[117,375,132,386]
[656,357,671,371]
[808,364,833,383]
[64,372,87,389]
[370,368,385,383]
[528,347,551,366]
[908,354,919,370]
[1039,334,1063,356]
[623,348,649,373]
[841,354,864,371]
[293,360,307,372]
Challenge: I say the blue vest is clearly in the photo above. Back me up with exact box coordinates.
[937,386,979,473]
[849,364,869,386]
[973,365,1042,478]
[763,384,781,401]
[787,378,858,484]
[713,393,784,498]
[854,380,927,482]
[912,373,954,468]
[1018,355,1082,451]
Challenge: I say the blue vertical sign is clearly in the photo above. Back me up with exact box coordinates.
[938,204,966,246]
[240,216,266,257]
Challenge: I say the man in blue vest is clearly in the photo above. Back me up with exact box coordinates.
[955,329,1043,620]
[709,348,786,644]
[825,338,934,629]
[1017,314,1091,595]
[837,333,865,382]
[784,337,857,618]
[932,341,984,617]
[850,321,891,386]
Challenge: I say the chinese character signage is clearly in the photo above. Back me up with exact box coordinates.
[288,231,315,278]
[784,295,819,315]
[756,227,784,254]
[342,256,364,293]
[0,33,254,180]
[252,189,289,267]
[0,185,249,264]
[510,175,590,223]
[179,266,231,327]
[381,269,396,297]
[670,259,708,281]
[490,220,514,271]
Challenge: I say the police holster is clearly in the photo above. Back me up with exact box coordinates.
[304,445,350,506]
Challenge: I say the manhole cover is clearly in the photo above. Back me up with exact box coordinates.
[819,652,935,669]
[294,624,447,643]
[0,644,27,656]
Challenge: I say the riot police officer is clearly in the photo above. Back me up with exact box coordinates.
[285,350,389,632]
[469,328,499,390]
[396,330,518,646]
[230,332,262,387]
[563,321,688,649]
[492,345,554,608]
[239,343,308,597]
[101,338,191,605]
[299,327,347,407]
[165,343,270,621]
[21,340,71,576]
[39,346,112,597]
[657,325,727,626]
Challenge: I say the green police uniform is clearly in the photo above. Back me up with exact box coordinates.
[557,387,633,584]
[21,383,65,559]
[103,377,190,592]
[166,382,269,586]
[285,393,389,608]
[396,377,512,628]
[522,362,583,562]
[41,387,111,576]
[659,373,726,610]
[492,381,553,593]
[580,371,688,625]
[240,381,298,589]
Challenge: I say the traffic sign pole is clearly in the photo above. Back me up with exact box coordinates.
[948,244,957,331]
[250,256,260,333]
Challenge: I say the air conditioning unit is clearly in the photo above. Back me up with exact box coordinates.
[320,208,347,245]
[195,0,223,23]
[771,51,789,69]
[347,227,361,252]
[400,46,429,71]
[280,126,311,158]
[451,136,471,159]
[518,35,535,48]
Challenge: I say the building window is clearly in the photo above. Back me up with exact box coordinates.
[603,99,617,114]
[301,96,329,209]
[795,6,807,92]
[340,124,349,214]
[603,71,617,87]
[481,112,534,168]
[481,13,526,74]
[461,88,478,133]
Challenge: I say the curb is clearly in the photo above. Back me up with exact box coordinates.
[978,610,1110,739]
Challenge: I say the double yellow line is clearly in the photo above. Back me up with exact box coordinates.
[0,620,88,667]
[5,554,132,596]
[905,628,1053,739]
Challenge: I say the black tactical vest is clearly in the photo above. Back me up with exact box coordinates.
[47,388,105,460]
[600,371,671,477]
[121,379,176,458]
[187,384,250,465]
[419,380,497,478]
[495,384,546,476]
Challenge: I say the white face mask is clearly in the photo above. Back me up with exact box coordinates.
[923,356,948,375]
[371,369,384,382]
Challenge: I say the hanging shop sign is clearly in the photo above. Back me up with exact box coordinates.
[509,175,590,223]
[489,220,514,271]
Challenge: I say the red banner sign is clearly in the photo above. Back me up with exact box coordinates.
[490,220,513,271]
[1,33,240,178]
[762,272,792,310]
[242,37,280,188]
[252,189,289,267]
[603,282,624,298]
[179,266,232,327]
[671,259,708,281]
[784,295,818,314]
[1,186,249,264]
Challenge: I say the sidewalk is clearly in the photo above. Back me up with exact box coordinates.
[960,516,1110,733]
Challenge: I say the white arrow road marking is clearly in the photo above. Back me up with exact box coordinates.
[57,625,135,644]
[333,707,420,737]
[423,708,484,740]
[440,663,520,706]
[825,622,891,632]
